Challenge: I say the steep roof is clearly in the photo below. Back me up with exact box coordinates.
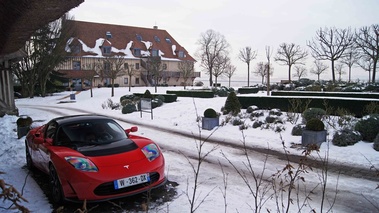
[0,0,83,58]
[67,20,195,61]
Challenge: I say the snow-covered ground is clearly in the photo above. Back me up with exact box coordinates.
[1,86,378,212]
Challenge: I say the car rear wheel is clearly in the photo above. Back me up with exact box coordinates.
[49,165,64,204]
[25,142,34,170]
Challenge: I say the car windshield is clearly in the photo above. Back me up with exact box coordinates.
[56,119,127,146]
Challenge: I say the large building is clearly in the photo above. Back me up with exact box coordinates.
[57,20,200,89]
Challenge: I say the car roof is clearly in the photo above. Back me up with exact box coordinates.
[52,114,113,125]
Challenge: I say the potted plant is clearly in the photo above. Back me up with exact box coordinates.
[16,115,33,139]
[202,108,219,130]
[301,118,327,147]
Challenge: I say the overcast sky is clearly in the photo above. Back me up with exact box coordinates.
[70,0,379,83]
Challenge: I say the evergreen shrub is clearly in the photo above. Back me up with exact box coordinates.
[224,92,241,116]
[302,108,326,123]
[122,104,137,114]
[204,108,218,118]
[354,114,379,142]
[305,118,325,131]
[332,128,362,147]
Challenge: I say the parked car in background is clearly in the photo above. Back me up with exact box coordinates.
[25,114,166,203]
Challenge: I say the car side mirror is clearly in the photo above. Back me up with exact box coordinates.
[34,136,44,144]
[125,126,138,134]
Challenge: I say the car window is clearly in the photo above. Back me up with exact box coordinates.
[59,119,127,146]
[46,122,57,139]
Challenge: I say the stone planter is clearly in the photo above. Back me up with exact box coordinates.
[16,115,32,139]
[202,117,219,130]
[301,130,327,147]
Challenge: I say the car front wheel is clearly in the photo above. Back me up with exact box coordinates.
[49,165,64,204]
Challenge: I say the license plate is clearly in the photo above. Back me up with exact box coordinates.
[114,173,150,189]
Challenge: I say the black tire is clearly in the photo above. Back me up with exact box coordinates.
[49,165,64,204]
[25,142,34,170]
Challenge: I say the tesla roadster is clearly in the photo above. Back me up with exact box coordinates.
[25,114,166,203]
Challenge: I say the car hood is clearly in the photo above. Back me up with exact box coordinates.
[76,138,138,157]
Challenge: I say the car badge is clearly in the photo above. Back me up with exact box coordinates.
[123,165,129,169]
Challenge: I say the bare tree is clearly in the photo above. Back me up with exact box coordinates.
[82,61,101,97]
[178,60,195,89]
[307,27,354,83]
[341,47,360,82]
[223,63,236,87]
[265,46,273,96]
[274,43,308,82]
[213,54,230,88]
[147,56,164,93]
[254,62,273,84]
[358,56,374,83]
[125,63,137,92]
[238,46,257,86]
[335,63,346,82]
[293,65,307,81]
[310,60,329,82]
[355,24,379,83]
[101,55,126,97]
[196,29,230,87]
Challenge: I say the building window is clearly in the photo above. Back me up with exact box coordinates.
[152,49,159,57]
[135,78,140,84]
[124,77,128,84]
[103,46,111,54]
[71,45,81,53]
[133,48,141,57]
[135,63,140,69]
[178,51,185,58]
[104,62,111,72]
[136,34,142,41]
[124,63,129,70]
[73,61,81,70]
[106,31,112,39]
[163,63,167,70]
[165,37,171,43]
[154,35,160,42]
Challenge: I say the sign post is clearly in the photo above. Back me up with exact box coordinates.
[140,98,153,119]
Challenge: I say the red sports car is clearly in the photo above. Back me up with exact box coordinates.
[25,114,166,204]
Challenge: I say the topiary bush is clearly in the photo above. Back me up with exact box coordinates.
[252,120,264,128]
[223,92,241,116]
[17,116,33,127]
[302,108,326,123]
[373,133,379,151]
[265,115,277,124]
[354,114,379,142]
[332,128,362,147]
[305,118,325,131]
[204,108,218,118]
[143,89,153,99]
[231,118,243,126]
[122,104,137,114]
[250,110,264,118]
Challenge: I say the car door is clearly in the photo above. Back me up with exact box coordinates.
[35,121,57,173]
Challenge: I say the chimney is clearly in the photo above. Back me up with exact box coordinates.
[153,25,158,29]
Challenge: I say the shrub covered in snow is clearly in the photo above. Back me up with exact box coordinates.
[354,114,379,142]
[302,108,326,123]
[332,128,362,147]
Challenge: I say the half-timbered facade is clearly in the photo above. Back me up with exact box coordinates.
[57,20,199,89]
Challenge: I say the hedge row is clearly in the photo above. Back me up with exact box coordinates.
[133,93,177,103]
[237,87,259,94]
[166,90,214,98]
[271,91,379,99]
[237,96,379,117]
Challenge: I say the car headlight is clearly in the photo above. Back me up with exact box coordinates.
[65,156,98,172]
[141,144,160,162]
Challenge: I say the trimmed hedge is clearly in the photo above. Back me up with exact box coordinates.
[271,91,379,99]
[133,93,177,103]
[166,90,214,98]
[237,96,379,118]
[238,87,259,94]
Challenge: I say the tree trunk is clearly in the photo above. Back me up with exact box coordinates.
[331,60,336,83]
[288,64,292,82]
[247,62,250,87]
[372,60,377,83]
[111,78,114,97]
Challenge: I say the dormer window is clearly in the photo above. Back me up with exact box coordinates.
[154,35,160,42]
[133,48,141,56]
[152,49,159,57]
[106,31,112,39]
[136,34,142,41]
[70,45,81,54]
[178,51,185,58]
[165,37,171,44]
[103,46,111,54]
